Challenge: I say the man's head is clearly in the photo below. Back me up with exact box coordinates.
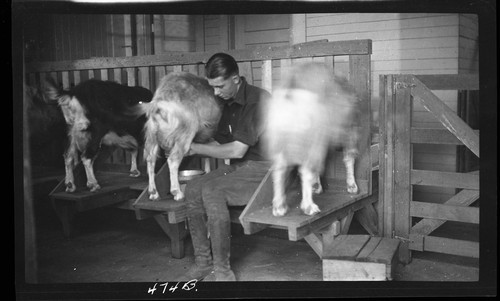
[205,53,241,101]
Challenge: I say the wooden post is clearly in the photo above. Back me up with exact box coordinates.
[393,75,413,264]
[379,75,395,238]
[348,54,372,192]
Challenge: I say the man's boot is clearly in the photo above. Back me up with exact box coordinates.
[181,214,214,281]
[206,216,236,281]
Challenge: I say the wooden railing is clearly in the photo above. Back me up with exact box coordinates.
[379,73,480,263]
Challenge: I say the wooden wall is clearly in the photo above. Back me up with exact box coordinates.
[23,14,198,63]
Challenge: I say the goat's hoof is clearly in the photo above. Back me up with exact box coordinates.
[65,183,76,193]
[129,170,141,177]
[272,204,288,217]
[149,190,159,201]
[301,203,321,216]
[88,183,101,192]
[347,183,359,194]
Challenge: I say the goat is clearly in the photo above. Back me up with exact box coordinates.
[140,72,222,201]
[44,78,153,192]
[263,62,361,216]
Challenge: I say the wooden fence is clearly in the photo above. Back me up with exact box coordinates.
[379,73,480,263]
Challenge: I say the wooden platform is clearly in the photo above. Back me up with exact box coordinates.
[322,235,400,281]
[240,169,376,241]
[49,170,146,236]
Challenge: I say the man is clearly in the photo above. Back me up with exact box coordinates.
[182,53,271,281]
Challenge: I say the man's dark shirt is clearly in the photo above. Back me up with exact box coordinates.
[214,77,270,164]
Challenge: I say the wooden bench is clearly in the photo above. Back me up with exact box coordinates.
[322,235,400,281]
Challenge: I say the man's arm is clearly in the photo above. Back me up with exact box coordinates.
[189,140,249,159]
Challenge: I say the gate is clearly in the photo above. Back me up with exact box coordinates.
[379,74,479,263]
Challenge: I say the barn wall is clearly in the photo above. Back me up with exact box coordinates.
[296,13,478,203]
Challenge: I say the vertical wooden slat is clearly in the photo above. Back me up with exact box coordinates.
[88,70,94,79]
[173,65,182,73]
[73,71,81,85]
[261,60,272,92]
[139,67,150,88]
[61,71,70,89]
[113,68,122,84]
[280,58,292,84]
[155,65,166,86]
[186,64,198,75]
[393,74,412,264]
[381,75,395,238]
[100,69,108,81]
[127,68,136,86]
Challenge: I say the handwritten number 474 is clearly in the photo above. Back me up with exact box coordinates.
[148,280,198,295]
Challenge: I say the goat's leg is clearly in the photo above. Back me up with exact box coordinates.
[63,141,78,193]
[272,153,289,217]
[81,154,100,192]
[129,148,141,177]
[145,143,160,201]
[299,166,321,216]
[312,173,323,194]
[167,146,184,201]
[343,148,359,194]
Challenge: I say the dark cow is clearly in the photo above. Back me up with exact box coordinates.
[263,62,360,216]
[140,72,222,201]
[44,78,153,192]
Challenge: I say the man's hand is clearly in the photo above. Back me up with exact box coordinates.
[187,143,198,156]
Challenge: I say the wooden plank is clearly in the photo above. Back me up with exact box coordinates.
[73,71,81,85]
[356,236,382,261]
[239,168,273,235]
[173,65,182,73]
[410,75,479,157]
[410,235,479,258]
[261,60,272,92]
[290,14,306,44]
[355,204,379,236]
[378,75,390,237]
[113,68,122,84]
[411,169,479,190]
[410,201,479,224]
[393,74,412,264]
[411,128,480,145]
[323,235,371,260]
[411,189,479,235]
[415,74,479,91]
[25,40,372,73]
[349,54,372,187]
[100,69,108,81]
[61,71,70,89]
[194,15,205,52]
[323,259,387,281]
[139,66,150,89]
[304,233,323,258]
[365,238,400,264]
